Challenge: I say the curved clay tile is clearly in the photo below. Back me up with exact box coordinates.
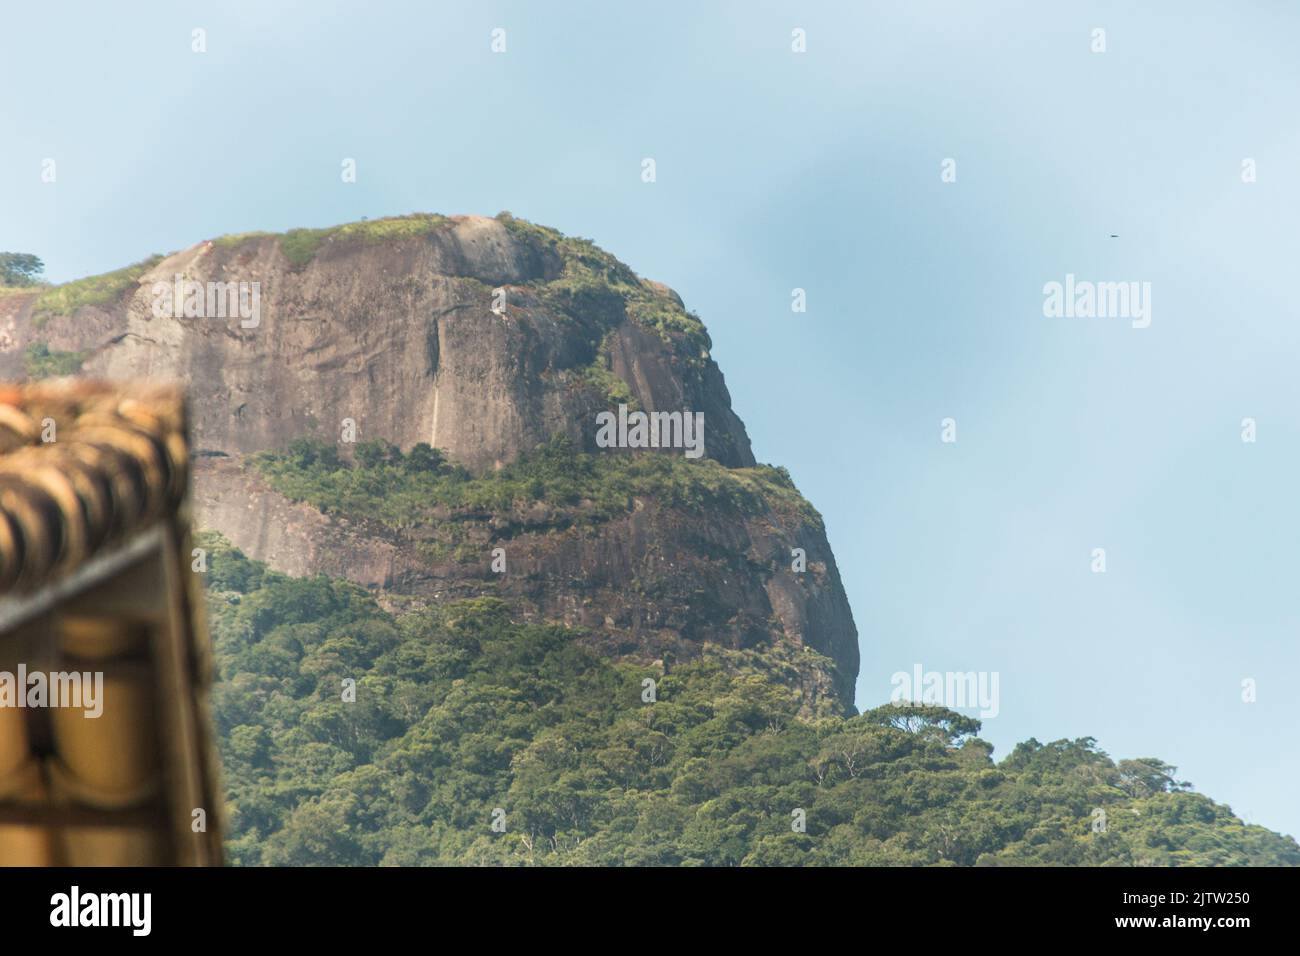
[0,381,189,597]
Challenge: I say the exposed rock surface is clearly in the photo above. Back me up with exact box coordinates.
[2,214,860,707]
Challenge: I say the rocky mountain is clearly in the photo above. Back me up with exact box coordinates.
[6,216,1296,867]
[0,213,860,708]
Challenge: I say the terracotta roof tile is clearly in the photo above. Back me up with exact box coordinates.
[0,381,189,594]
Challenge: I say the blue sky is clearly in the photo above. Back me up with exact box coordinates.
[3,1,1297,838]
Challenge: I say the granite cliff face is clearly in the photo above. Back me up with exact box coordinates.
[0,214,860,707]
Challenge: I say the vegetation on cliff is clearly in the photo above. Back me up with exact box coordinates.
[496,211,713,363]
[204,535,1299,866]
[251,436,820,534]
[30,254,162,325]
[23,342,87,378]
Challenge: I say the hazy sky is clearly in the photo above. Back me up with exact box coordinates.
[3,1,1297,838]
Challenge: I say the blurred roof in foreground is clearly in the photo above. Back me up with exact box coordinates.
[0,380,188,597]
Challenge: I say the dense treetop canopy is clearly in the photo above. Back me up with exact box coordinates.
[203,534,1298,866]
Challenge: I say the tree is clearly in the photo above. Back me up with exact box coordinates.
[1117,758,1190,796]
[860,702,982,745]
[0,252,44,286]
[283,438,341,471]
[355,439,398,468]
[404,442,445,474]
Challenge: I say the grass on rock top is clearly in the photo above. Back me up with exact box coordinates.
[0,284,45,298]
[212,213,453,269]
[30,255,163,325]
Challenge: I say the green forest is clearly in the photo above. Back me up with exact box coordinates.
[203,533,1299,866]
